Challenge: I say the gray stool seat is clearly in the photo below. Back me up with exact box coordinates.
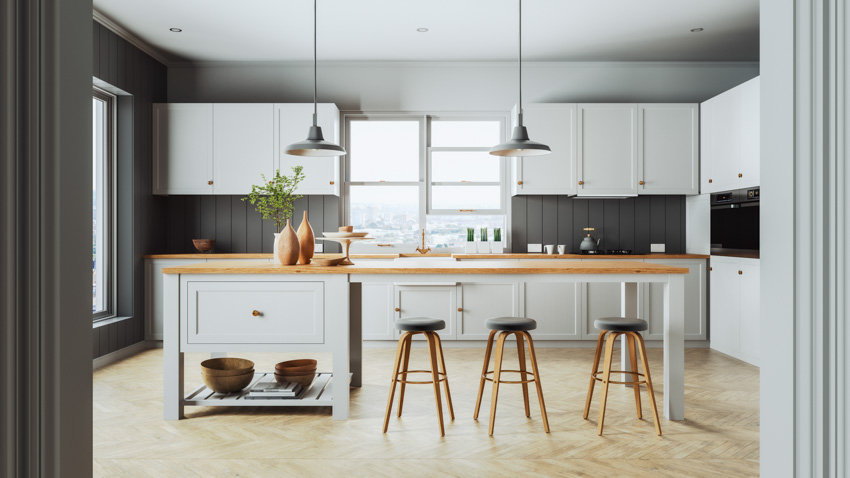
[594,317,648,332]
[395,317,446,332]
[485,317,537,332]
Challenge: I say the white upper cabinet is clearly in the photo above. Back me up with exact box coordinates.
[153,104,213,195]
[511,104,577,196]
[212,104,274,195]
[275,103,341,196]
[701,76,760,193]
[637,104,699,195]
[576,104,638,196]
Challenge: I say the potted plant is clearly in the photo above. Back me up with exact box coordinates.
[492,227,503,254]
[465,227,476,253]
[478,227,490,254]
[242,166,305,265]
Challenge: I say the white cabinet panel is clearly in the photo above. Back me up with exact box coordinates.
[699,100,713,194]
[705,89,740,192]
[212,104,274,195]
[275,103,341,196]
[185,281,324,344]
[153,104,213,195]
[523,282,582,339]
[458,283,518,339]
[395,284,457,339]
[361,283,394,340]
[576,104,638,196]
[738,77,760,189]
[643,259,707,340]
[512,104,577,196]
[145,259,206,340]
[709,256,743,357]
[638,104,699,195]
[738,259,760,364]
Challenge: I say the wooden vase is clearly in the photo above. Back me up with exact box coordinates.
[296,210,315,265]
[274,219,300,266]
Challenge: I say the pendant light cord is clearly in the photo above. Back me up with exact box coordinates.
[517,0,523,126]
[313,0,318,127]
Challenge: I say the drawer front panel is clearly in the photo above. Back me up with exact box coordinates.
[186,281,324,344]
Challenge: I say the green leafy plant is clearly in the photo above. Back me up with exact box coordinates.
[242,166,305,233]
[493,228,501,243]
[480,227,488,242]
[466,227,475,242]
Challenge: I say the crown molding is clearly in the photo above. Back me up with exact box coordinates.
[93,9,175,67]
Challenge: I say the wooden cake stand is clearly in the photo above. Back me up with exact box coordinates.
[315,237,373,265]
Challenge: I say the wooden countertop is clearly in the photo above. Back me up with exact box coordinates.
[162,260,689,275]
[145,252,708,260]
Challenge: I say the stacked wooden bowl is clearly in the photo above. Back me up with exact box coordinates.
[274,359,317,387]
[200,357,255,393]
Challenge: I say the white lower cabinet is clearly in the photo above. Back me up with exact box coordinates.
[522,282,582,339]
[394,284,457,340]
[145,258,205,340]
[458,282,519,340]
[360,282,395,340]
[709,256,760,366]
[643,259,708,340]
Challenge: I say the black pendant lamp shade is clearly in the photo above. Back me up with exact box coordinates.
[489,0,551,157]
[285,0,346,157]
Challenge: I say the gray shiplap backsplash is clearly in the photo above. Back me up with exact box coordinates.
[511,195,685,254]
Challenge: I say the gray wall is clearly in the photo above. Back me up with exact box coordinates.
[511,196,685,254]
[165,195,340,253]
[92,20,168,359]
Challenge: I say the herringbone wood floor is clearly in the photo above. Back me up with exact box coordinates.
[93,346,759,477]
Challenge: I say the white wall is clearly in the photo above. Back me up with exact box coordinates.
[168,61,759,110]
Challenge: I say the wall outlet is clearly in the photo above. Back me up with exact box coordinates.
[314,243,323,253]
[650,243,666,253]
[528,243,542,253]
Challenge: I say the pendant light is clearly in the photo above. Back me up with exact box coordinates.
[489,0,551,157]
[284,0,346,157]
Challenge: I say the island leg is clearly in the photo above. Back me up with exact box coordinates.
[663,274,685,420]
[349,283,363,388]
[329,275,350,420]
[620,282,639,388]
[163,273,184,420]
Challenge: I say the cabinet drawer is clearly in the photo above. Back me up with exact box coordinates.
[185,281,324,344]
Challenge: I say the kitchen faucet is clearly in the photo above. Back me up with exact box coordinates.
[415,229,431,254]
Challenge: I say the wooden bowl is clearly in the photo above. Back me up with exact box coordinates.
[310,257,345,267]
[192,239,215,253]
[201,357,255,377]
[275,359,318,373]
[274,371,316,388]
[202,371,254,393]
[338,226,354,232]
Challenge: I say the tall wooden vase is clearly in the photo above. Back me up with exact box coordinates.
[296,210,315,265]
[274,219,300,265]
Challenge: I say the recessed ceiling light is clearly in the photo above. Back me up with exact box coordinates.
[690,28,704,33]
[170,28,182,32]
[417,28,429,33]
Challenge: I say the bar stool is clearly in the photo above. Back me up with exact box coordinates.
[473,317,549,435]
[382,317,455,436]
[583,317,662,436]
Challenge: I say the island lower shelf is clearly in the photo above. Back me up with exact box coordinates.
[184,372,352,407]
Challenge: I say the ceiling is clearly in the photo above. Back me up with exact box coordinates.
[93,0,759,64]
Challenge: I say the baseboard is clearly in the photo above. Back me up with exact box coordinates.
[92,340,151,370]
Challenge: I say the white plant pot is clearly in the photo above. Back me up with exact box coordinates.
[477,241,490,254]
[465,242,476,253]
[490,244,504,254]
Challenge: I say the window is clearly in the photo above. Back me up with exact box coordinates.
[344,115,508,252]
[92,88,115,320]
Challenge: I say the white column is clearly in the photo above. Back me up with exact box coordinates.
[163,273,184,420]
[663,274,685,420]
[329,275,351,420]
[620,282,639,386]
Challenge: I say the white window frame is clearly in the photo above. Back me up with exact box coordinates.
[92,87,116,322]
[342,112,510,253]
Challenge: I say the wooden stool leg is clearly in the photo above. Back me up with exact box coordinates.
[474,330,498,420]
[383,332,410,433]
[433,333,454,420]
[488,331,509,436]
[634,332,662,436]
[515,332,531,417]
[522,331,549,433]
[627,332,643,419]
[597,332,620,436]
[584,330,608,419]
[396,332,414,418]
[424,332,445,436]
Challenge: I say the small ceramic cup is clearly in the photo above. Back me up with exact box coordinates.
[557,245,566,254]
[544,244,556,255]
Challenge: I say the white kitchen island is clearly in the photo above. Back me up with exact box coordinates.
[162,260,688,421]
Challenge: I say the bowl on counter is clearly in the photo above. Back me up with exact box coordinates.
[310,257,346,267]
[192,238,215,253]
[201,357,254,377]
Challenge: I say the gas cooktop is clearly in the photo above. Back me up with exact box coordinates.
[580,249,633,255]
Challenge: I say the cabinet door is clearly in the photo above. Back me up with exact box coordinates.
[361,283,395,340]
[212,104,274,195]
[708,256,740,356]
[738,259,760,365]
[512,104,577,196]
[145,259,206,340]
[458,283,518,339]
[638,104,699,195]
[582,259,645,338]
[523,282,582,339]
[576,104,638,196]
[700,99,714,194]
[643,259,707,340]
[153,104,213,195]
[704,88,740,192]
[738,77,760,189]
[395,285,457,339]
[275,103,341,196]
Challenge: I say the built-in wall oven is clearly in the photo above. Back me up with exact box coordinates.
[710,187,759,255]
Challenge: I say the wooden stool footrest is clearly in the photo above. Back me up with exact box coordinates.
[394,369,449,385]
[482,369,537,385]
[591,370,647,385]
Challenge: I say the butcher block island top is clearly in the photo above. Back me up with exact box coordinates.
[162,260,689,275]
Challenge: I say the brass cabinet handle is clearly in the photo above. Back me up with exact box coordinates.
[517,180,523,185]
[377,244,392,247]
[709,267,713,271]
[330,180,335,185]
[394,308,400,312]
[639,180,645,185]
[252,310,260,316]
[738,270,743,275]
[459,209,474,212]
[208,180,213,185]
[738,173,743,178]
[457,308,463,312]
[708,179,713,183]
[578,180,584,185]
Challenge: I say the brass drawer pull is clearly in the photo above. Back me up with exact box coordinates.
[578,180,584,185]
[330,180,335,185]
[457,308,463,312]
[377,243,392,247]
[459,209,474,212]
[517,180,523,185]
[738,270,743,275]
[639,180,645,185]
[708,179,713,183]
[738,173,743,178]
[252,310,261,317]
[394,308,400,312]
[208,180,213,185]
